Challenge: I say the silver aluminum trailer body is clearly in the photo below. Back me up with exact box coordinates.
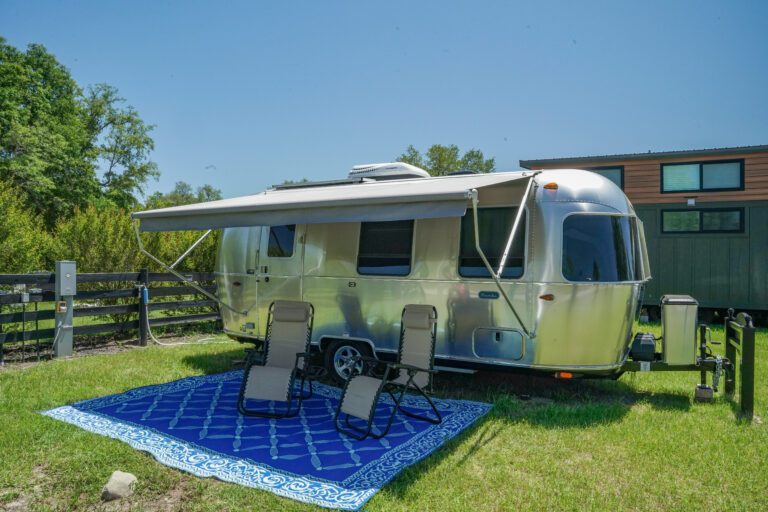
[214,169,651,376]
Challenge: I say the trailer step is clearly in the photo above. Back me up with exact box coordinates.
[434,365,477,374]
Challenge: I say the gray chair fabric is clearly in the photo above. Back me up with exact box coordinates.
[340,375,381,420]
[393,305,437,389]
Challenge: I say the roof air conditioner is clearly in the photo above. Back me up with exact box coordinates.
[348,162,430,181]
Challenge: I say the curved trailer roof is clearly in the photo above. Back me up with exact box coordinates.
[132,172,531,232]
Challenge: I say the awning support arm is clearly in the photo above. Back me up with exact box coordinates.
[133,221,248,316]
[470,187,531,338]
[170,229,212,269]
[497,172,539,276]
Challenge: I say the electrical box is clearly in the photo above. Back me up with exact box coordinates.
[55,260,77,297]
[661,295,698,365]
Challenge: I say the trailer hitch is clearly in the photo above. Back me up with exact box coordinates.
[711,356,724,392]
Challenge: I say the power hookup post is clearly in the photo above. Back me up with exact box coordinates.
[54,260,76,357]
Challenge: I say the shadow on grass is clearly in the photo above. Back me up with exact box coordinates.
[434,370,691,414]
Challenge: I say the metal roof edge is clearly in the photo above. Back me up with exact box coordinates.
[519,144,768,169]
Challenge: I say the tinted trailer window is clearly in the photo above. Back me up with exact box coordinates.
[357,220,414,276]
[562,215,639,282]
[459,207,525,279]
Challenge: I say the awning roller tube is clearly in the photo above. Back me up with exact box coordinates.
[131,173,531,232]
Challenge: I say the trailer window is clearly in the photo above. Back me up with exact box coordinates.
[357,220,414,276]
[267,225,296,257]
[459,207,525,279]
[562,215,638,282]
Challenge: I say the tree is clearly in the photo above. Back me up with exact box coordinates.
[144,181,223,209]
[281,178,310,185]
[0,38,96,224]
[84,84,159,209]
[0,38,158,224]
[396,144,495,176]
[0,185,52,273]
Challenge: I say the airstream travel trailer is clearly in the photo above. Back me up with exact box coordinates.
[131,163,755,413]
[134,164,651,377]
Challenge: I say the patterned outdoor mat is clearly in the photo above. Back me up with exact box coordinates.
[43,370,491,510]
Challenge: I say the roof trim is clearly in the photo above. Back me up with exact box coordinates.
[520,144,768,169]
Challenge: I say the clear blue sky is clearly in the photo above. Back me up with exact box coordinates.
[2,0,767,198]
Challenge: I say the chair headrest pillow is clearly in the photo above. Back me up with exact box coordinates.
[272,303,310,323]
[402,310,435,330]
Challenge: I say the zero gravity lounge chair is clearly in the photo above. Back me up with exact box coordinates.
[335,304,442,440]
[237,300,319,419]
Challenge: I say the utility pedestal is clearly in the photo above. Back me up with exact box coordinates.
[54,260,76,357]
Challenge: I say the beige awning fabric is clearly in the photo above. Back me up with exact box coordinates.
[132,172,529,232]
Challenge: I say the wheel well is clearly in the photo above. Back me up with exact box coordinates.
[319,336,377,357]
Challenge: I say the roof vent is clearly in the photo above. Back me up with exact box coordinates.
[348,162,430,181]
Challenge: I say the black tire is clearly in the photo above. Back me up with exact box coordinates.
[324,339,373,385]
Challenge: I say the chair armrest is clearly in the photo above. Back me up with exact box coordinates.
[293,352,327,379]
[343,355,389,379]
[350,355,382,366]
[244,348,266,366]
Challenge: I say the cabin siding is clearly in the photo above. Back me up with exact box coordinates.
[750,206,768,307]
[632,201,768,310]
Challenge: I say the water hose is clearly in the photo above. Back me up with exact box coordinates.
[139,285,229,346]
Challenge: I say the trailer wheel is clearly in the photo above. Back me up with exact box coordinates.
[324,340,373,385]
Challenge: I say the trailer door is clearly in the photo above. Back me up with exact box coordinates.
[256,224,305,334]
[216,226,261,338]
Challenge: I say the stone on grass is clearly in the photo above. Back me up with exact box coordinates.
[101,471,137,501]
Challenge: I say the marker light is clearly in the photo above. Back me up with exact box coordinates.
[555,372,573,379]
[539,294,555,301]
[543,182,558,190]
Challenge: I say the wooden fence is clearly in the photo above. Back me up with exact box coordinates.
[0,270,220,364]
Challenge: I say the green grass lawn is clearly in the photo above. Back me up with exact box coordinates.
[0,325,765,511]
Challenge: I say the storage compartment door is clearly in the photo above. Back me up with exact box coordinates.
[472,327,525,361]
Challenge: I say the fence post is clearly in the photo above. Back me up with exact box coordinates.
[724,308,736,397]
[138,268,149,346]
[740,314,755,420]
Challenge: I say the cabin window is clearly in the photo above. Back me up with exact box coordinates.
[357,220,414,276]
[459,207,525,279]
[562,215,639,282]
[661,208,743,233]
[661,160,743,193]
[267,225,296,257]
[587,166,623,189]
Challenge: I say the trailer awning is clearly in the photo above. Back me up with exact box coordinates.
[132,172,530,232]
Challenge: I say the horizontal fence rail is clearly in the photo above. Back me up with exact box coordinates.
[0,266,221,364]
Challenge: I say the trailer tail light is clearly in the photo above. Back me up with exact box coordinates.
[543,182,558,190]
[539,294,555,301]
[555,372,573,379]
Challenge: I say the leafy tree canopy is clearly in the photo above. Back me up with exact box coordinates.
[144,181,223,209]
[0,38,158,224]
[396,144,495,176]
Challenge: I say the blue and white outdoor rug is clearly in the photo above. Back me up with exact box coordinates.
[42,370,491,510]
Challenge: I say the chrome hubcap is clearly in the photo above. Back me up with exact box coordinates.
[333,345,363,380]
